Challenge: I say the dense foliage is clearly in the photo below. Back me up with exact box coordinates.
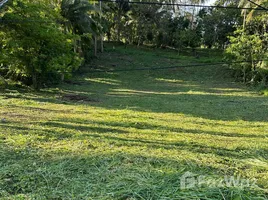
[103,1,242,49]
[0,0,267,88]
[101,0,267,86]
[199,6,242,48]
[226,10,268,85]
[0,1,82,89]
[0,0,97,89]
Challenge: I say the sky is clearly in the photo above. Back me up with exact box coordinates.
[208,0,217,5]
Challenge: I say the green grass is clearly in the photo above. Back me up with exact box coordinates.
[0,45,268,199]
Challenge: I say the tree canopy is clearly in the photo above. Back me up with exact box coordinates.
[0,0,267,88]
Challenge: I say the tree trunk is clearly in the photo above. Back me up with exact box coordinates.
[243,66,246,83]
[0,75,7,89]
[32,72,39,90]
[99,0,104,53]
[243,10,246,29]
[61,73,65,82]
[94,35,97,57]
[117,9,122,42]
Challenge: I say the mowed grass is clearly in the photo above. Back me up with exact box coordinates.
[0,45,268,199]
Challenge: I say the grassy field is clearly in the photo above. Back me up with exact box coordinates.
[0,45,268,199]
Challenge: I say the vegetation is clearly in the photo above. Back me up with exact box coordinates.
[226,13,268,86]
[0,0,267,88]
[0,0,83,89]
[0,0,98,89]
[0,0,267,198]
[0,45,268,199]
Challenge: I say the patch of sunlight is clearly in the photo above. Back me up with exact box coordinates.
[84,78,121,85]
[155,78,199,87]
[262,89,268,96]
[155,78,184,83]
[108,89,155,95]
[108,88,262,97]
[243,159,268,169]
[210,87,244,91]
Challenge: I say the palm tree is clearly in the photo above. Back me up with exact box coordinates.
[61,0,101,58]
[238,0,267,28]
[114,0,130,42]
[188,0,208,29]
[61,0,98,34]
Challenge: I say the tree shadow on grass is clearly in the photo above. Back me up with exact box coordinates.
[41,121,128,134]
[101,89,268,122]
[72,132,268,160]
[1,46,267,199]
[0,122,128,142]
[2,65,267,122]
[56,118,268,139]
[3,88,267,122]
[0,143,267,200]
[48,69,268,122]
[83,56,268,122]
[1,112,267,198]
[1,120,267,161]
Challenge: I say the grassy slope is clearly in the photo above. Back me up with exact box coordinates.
[0,45,267,199]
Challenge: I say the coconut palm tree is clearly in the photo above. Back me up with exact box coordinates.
[61,0,101,59]
[188,0,208,29]
[238,0,267,27]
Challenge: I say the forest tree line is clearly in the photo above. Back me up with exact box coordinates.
[0,0,267,89]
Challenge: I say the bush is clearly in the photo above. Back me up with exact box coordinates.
[0,1,83,89]
[225,14,268,85]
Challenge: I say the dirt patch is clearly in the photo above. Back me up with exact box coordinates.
[61,94,99,103]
